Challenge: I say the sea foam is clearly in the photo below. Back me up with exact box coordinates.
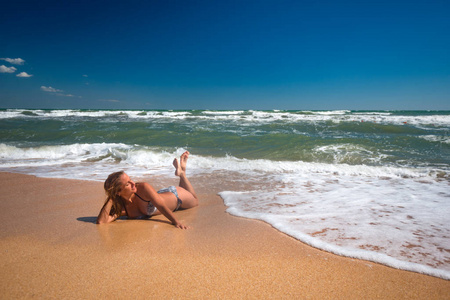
[2,109,450,127]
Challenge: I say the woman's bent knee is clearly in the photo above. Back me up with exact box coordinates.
[177,187,198,209]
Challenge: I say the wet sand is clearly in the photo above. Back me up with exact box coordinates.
[0,172,448,299]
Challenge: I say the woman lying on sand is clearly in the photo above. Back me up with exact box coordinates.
[96,151,198,229]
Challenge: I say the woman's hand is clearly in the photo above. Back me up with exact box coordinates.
[174,221,190,229]
[96,198,118,224]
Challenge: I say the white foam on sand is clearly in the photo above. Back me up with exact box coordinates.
[219,164,450,280]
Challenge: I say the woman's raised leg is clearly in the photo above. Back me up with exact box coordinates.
[173,151,198,208]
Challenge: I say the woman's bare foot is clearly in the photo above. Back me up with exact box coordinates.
[173,151,189,176]
[180,151,189,172]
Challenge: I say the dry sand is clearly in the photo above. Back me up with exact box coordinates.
[0,172,448,299]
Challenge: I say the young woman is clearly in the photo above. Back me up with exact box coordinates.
[96,151,198,229]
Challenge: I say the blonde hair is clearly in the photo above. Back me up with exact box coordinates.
[103,171,125,217]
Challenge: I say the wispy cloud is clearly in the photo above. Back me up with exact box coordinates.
[0,58,25,65]
[16,72,33,78]
[41,86,62,93]
[0,65,17,73]
[40,86,78,97]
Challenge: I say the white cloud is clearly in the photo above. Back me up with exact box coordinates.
[41,86,77,97]
[1,58,25,65]
[82,74,88,77]
[16,72,33,78]
[41,86,63,93]
[0,65,17,73]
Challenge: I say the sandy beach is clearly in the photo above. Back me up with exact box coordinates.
[0,172,448,299]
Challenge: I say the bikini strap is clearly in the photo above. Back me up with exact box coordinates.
[135,193,151,203]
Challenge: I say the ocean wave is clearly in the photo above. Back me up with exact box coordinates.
[0,143,188,179]
[202,110,245,115]
[0,142,446,181]
[1,109,449,127]
[420,135,450,144]
[312,143,392,165]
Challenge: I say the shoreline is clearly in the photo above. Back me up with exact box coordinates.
[0,172,449,299]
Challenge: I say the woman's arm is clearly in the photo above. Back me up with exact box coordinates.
[155,202,187,229]
[96,198,119,224]
[138,183,188,229]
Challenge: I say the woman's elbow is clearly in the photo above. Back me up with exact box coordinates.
[96,216,113,224]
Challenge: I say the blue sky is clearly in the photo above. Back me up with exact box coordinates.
[1,0,449,110]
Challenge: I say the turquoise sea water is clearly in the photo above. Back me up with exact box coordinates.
[1,109,449,279]
[1,109,449,166]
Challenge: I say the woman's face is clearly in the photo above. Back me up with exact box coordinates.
[118,173,137,199]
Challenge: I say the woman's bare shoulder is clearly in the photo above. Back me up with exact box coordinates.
[136,182,154,192]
